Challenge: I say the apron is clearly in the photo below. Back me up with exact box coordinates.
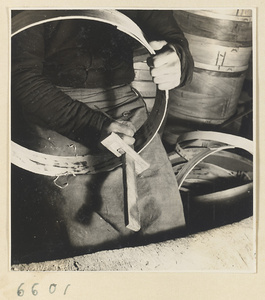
[11,84,185,263]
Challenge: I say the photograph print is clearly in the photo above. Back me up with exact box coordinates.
[10,8,254,272]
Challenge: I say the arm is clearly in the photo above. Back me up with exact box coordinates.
[12,22,134,147]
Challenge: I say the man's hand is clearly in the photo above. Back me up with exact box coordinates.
[147,40,181,91]
[102,119,136,146]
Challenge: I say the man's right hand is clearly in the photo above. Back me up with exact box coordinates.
[102,120,136,146]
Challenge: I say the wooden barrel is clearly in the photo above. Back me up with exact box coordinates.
[167,10,252,127]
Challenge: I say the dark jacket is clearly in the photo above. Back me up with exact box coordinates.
[12,10,193,147]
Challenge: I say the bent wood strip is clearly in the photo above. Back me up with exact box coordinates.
[169,150,253,173]
[175,162,245,181]
[173,131,253,188]
[169,132,253,192]
[192,182,253,203]
[11,10,169,176]
[176,131,253,156]
[11,9,153,54]
[11,140,121,176]
[176,146,234,188]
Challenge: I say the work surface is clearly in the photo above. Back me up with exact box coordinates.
[12,217,255,272]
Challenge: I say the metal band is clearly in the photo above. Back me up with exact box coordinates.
[11,10,169,176]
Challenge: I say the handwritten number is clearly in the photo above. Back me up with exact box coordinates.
[32,283,39,296]
[17,283,24,297]
[64,284,70,295]
[49,284,57,294]
[17,283,70,296]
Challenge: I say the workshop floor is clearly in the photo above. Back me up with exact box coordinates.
[11,216,254,272]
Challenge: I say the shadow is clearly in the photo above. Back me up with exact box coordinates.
[180,189,253,235]
[74,173,108,225]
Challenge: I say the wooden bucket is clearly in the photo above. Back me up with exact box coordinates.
[168,10,252,126]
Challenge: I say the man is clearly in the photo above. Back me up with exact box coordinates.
[11,9,194,263]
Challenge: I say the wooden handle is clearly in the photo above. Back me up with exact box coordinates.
[122,153,141,232]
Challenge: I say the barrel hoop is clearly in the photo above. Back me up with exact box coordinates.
[176,131,253,157]
[173,10,252,45]
[167,112,235,125]
[203,9,252,17]
[174,131,253,188]
[11,10,168,176]
[184,32,252,48]
[185,10,252,22]
[193,67,247,78]
[184,33,252,49]
[176,145,235,187]
[194,62,249,73]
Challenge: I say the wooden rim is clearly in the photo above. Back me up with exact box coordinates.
[11,10,168,176]
[173,131,253,188]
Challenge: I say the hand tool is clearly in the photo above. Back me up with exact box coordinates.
[101,132,150,231]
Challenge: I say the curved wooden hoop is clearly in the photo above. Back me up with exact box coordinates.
[174,131,253,188]
[11,9,169,176]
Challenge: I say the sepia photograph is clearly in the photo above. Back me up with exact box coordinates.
[9,8,255,274]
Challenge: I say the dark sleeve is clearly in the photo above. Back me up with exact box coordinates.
[11,23,109,147]
[121,10,194,87]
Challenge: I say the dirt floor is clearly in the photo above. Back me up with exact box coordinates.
[11,216,254,272]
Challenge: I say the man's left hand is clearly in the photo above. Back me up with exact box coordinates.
[148,40,181,91]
